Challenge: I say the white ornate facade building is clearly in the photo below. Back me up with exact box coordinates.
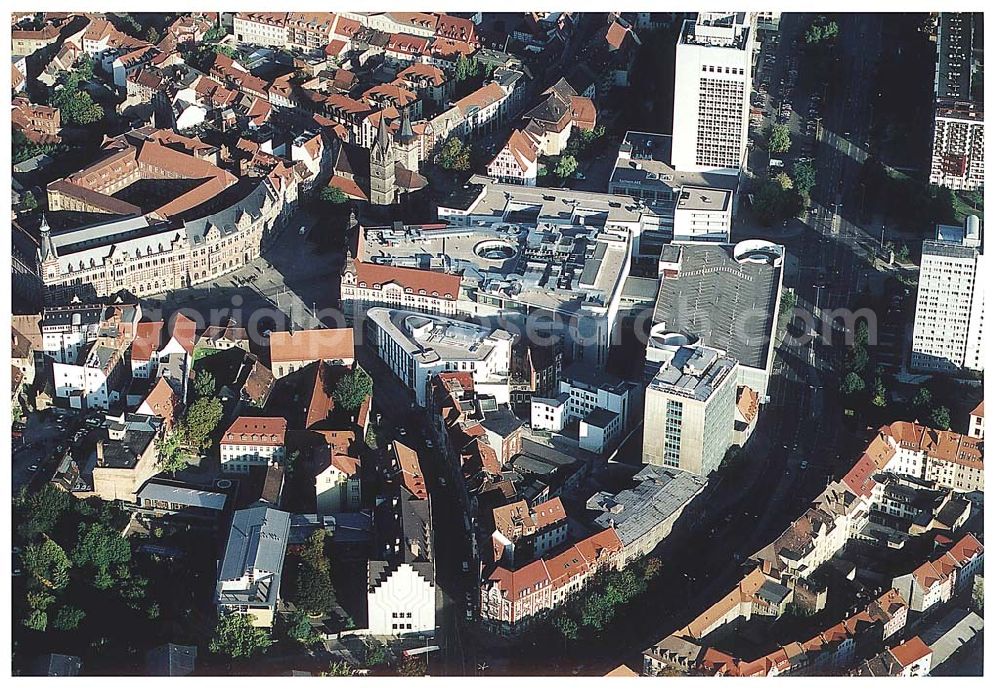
[37,131,299,305]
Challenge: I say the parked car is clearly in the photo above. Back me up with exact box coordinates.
[28,465,39,472]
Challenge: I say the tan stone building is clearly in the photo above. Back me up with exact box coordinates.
[92,414,163,503]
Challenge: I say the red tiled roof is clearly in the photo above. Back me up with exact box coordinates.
[328,175,368,201]
[363,83,418,107]
[394,439,426,499]
[736,385,760,424]
[167,312,197,355]
[889,637,932,668]
[315,444,360,477]
[544,543,589,589]
[386,32,430,55]
[325,92,372,116]
[569,96,596,131]
[325,38,348,56]
[532,497,567,529]
[132,321,164,362]
[574,527,622,564]
[841,431,896,498]
[456,82,505,115]
[883,420,983,470]
[286,12,335,31]
[356,395,371,430]
[140,376,179,427]
[492,129,538,173]
[304,362,337,430]
[606,19,630,51]
[486,558,550,602]
[388,12,438,31]
[435,14,475,42]
[224,416,288,445]
[234,12,287,27]
[970,400,984,417]
[351,260,460,300]
[269,328,355,365]
[332,15,362,39]
[397,62,446,87]
[430,36,475,59]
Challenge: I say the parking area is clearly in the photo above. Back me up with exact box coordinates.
[750,22,830,209]
[12,407,99,493]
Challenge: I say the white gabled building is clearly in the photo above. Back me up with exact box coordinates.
[486,129,539,186]
[891,533,984,613]
[530,393,570,432]
[315,447,361,515]
[40,302,105,364]
[219,416,287,474]
[367,484,436,637]
[233,12,288,48]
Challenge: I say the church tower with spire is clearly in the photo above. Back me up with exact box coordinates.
[369,112,396,206]
[37,214,60,284]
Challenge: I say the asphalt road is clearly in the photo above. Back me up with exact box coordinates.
[558,13,895,674]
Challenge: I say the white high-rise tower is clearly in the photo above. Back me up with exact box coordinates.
[671,12,755,175]
[910,215,985,374]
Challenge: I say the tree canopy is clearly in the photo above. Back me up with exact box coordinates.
[768,124,791,154]
[209,612,273,659]
[155,431,189,475]
[928,405,951,430]
[332,367,372,414]
[805,17,839,45]
[439,136,472,171]
[22,537,71,591]
[180,396,223,450]
[293,530,335,615]
[554,155,579,180]
[13,128,63,165]
[840,371,865,396]
[193,370,216,398]
[320,185,349,205]
[15,484,73,541]
[71,521,131,587]
[792,160,816,197]
[752,177,800,225]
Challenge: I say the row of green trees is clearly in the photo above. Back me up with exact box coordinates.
[752,122,818,226]
[547,557,662,643]
[839,321,951,429]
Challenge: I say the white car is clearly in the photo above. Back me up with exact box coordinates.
[299,226,308,235]
[398,427,407,437]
